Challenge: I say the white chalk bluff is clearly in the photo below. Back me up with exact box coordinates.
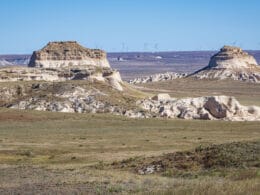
[191,46,260,82]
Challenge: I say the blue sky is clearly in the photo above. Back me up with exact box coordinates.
[0,0,259,53]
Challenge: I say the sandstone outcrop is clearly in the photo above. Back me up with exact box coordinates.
[0,41,123,91]
[28,41,110,68]
[129,72,187,84]
[191,46,260,82]
[208,46,258,69]
[137,95,260,121]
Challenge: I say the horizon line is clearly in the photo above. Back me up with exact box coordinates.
[2,49,260,56]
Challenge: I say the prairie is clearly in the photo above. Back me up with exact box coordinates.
[0,105,259,194]
[137,78,260,106]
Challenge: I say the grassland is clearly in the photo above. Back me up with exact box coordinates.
[0,107,259,194]
[138,78,260,106]
[0,78,260,194]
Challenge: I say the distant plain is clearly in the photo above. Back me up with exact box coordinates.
[1,50,260,80]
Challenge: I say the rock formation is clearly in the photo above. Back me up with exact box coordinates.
[8,85,120,113]
[1,81,260,121]
[0,41,123,91]
[0,82,147,118]
[129,72,187,84]
[208,46,258,69]
[1,43,260,121]
[28,41,110,68]
[137,94,260,121]
[191,46,260,82]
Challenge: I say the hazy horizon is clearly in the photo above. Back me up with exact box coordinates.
[2,48,260,56]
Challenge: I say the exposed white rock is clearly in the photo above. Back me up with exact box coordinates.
[152,93,172,101]
[129,72,187,84]
[105,71,123,91]
[2,83,259,121]
[191,46,260,83]
[6,84,147,117]
[137,95,260,121]
[0,66,124,91]
[138,165,162,175]
[9,86,112,113]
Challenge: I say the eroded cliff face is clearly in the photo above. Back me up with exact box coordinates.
[28,41,110,68]
[191,46,260,82]
[208,46,258,69]
[0,41,123,91]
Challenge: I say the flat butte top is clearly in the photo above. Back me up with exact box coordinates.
[33,41,106,61]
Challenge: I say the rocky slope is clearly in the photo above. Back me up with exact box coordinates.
[29,41,110,68]
[0,81,148,118]
[1,82,259,121]
[191,46,260,82]
[129,72,187,84]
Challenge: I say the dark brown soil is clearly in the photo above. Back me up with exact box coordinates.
[0,111,38,122]
[110,141,260,176]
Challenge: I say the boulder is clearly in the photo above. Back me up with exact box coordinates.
[152,93,172,101]
[204,97,227,118]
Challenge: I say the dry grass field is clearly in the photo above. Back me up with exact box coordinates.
[137,78,260,106]
[0,104,259,194]
[0,78,259,194]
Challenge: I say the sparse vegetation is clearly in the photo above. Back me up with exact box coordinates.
[0,73,259,194]
[0,108,259,194]
[138,78,260,106]
[109,141,260,178]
